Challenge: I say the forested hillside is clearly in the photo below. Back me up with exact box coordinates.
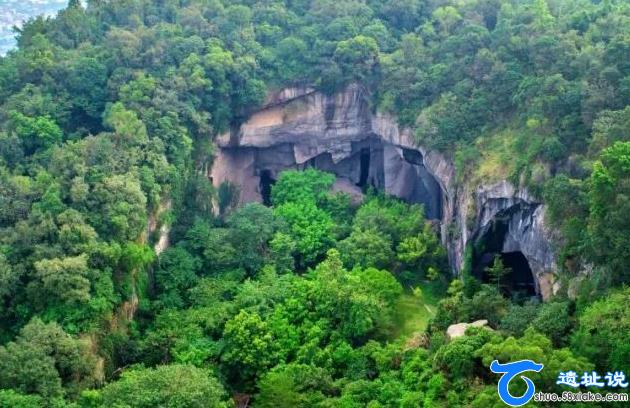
[0,0,628,407]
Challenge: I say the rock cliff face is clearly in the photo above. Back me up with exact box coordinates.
[210,84,558,298]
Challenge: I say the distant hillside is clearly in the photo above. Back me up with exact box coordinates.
[0,0,68,55]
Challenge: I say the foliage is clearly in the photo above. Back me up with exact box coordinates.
[86,364,231,408]
[484,255,511,291]
[271,169,335,207]
[571,288,630,374]
[221,310,289,385]
[0,318,99,399]
[498,300,540,337]
[478,328,593,390]
[0,0,626,405]
[274,201,335,267]
[587,142,630,283]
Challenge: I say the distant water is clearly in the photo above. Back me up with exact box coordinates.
[0,0,69,55]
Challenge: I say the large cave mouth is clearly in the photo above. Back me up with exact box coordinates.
[221,138,445,219]
[259,169,275,206]
[476,251,536,297]
[472,213,537,297]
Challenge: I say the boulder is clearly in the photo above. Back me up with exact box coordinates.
[446,320,489,340]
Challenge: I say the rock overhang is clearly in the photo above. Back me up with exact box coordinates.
[210,84,558,299]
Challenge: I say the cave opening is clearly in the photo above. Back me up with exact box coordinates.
[259,169,275,206]
[357,148,371,189]
[402,148,424,165]
[472,214,537,298]
[476,251,536,297]
[500,252,536,295]
[242,140,445,220]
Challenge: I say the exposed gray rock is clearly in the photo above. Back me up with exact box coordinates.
[469,181,557,298]
[447,320,489,340]
[210,85,558,298]
[147,199,172,256]
[214,84,444,219]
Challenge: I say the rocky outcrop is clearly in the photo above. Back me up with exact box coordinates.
[210,84,558,298]
[213,84,444,219]
[147,199,172,256]
[447,320,490,340]
[468,182,557,297]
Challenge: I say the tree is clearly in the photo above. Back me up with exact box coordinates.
[498,301,540,337]
[531,301,572,346]
[15,318,99,393]
[434,327,498,378]
[352,196,424,246]
[271,169,335,207]
[221,310,287,385]
[275,37,310,82]
[256,363,333,408]
[90,364,231,408]
[227,203,277,274]
[0,390,44,408]
[432,6,462,35]
[0,253,19,317]
[9,112,62,155]
[155,247,200,308]
[33,255,91,305]
[0,318,99,398]
[589,107,630,155]
[0,341,62,399]
[17,34,56,81]
[571,288,630,374]
[396,223,446,282]
[460,285,509,328]
[484,255,511,291]
[64,56,108,127]
[269,232,297,274]
[56,209,98,255]
[338,228,394,269]
[89,174,147,241]
[274,201,335,267]
[103,102,148,148]
[0,0,628,403]
[479,328,593,391]
[381,0,424,33]
[333,35,380,84]
[303,249,402,340]
[587,142,630,282]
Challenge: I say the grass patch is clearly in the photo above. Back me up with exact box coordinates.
[391,280,445,339]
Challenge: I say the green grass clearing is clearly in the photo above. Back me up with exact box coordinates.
[391,280,445,339]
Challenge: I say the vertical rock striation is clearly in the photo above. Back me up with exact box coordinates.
[210,85,558,298]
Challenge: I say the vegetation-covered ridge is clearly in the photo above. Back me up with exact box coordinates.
[0,0,628,407]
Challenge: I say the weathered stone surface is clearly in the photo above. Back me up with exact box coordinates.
[446,320,489,340]
[213,84,444,219]
[469,181,558,298]
[211,147,260,204]
[263,86,316,107]
[147,199,172,256]
[210,85,558,297]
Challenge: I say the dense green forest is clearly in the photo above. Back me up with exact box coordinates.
[0,0,628,406]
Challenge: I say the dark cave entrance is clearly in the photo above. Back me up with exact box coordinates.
[472,214,537,297]
[259,169,275,206]
[500,252,536,295]
[402,148,423,165]
[357,148,371,189]
[249,140,445,219]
